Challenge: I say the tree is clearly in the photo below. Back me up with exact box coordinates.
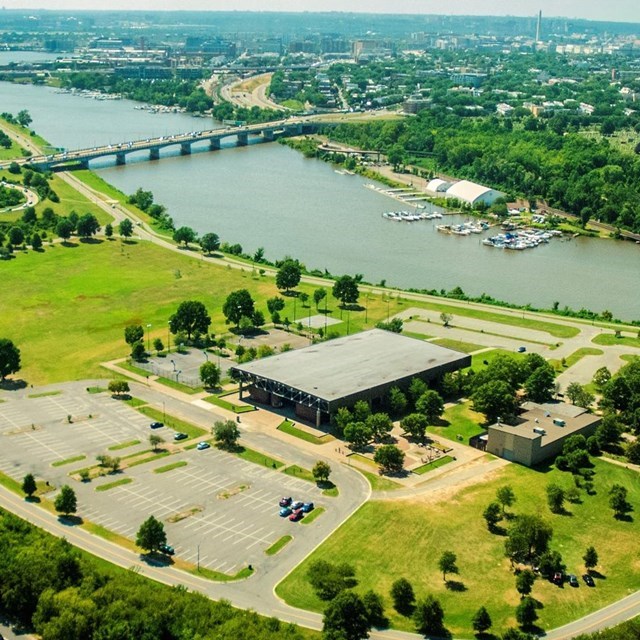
[593,366,612,389]
[408,377,428,403]
[609,484,632,519]
[222,289,255,327]
[537,550,565,578]
[135,515,166,553]
[401,413,428,441]
[390,578,415,616]
[472,606,492,635]
[31,232,42,250]
[9,226,24,246]
[472,380,518,424]
[76,213,100,238]
[438,550,458,583]
[118,218,133,238]
[314,287,327,310]
[199,232,220,254]
[153,337,164,354]
[344,422,371,451]
[413,595,445,636]
[266,296,286,315]
[169,300,211,340]
[416,390,444,424]
[213,419,240,450]
[104,223,113,239]
[483,502,503,531]
[496,485,516,515]
[362,591,387,628]
[595,414,621,448]
[17,109,32,127]
[275,259,302,293]
[173,226,197,247]
[124,324,144,346]
[583,546,598,571]
[56,218,74,242]
[0,338,21,381]
[515,570,536,598]
[307,560,356,600]
[149,434,164,452]
[131,342,146,362]
[515,596,538,628]
[313,460,332,484]
[546,484,565,514]
[374,445,405,474]
[366,412,393,442]
[524,365,556,403]
[22,473,37,498]
[627,441,640,465]
[440,312,452,327]
[107,379,129,396]
[332,275,359,307]
[322,590,371,640]
[505,514,553,563]
[199,361,220,388]
[54,485,77,517]
[386,386,407,416]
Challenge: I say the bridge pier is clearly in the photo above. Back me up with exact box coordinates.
[149,148,160,161]
[115,152,126,166]
[79,159,89,170]
[209,138,221,150]
[237,132,248,146]
[262,129,275,142]
[180,142,192,156]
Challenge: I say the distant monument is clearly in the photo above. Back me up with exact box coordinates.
[536,10,542,42]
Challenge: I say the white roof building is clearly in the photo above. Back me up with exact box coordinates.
[426,178,451,193]
[445,180,505,207]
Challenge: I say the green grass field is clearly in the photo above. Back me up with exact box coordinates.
[428,402,486,442]
[550,347,605,372]
[276,459,640,638]
[593,333,640,349]
[430,338,484,354]
[277,420,334,445]
[412,455,454,475]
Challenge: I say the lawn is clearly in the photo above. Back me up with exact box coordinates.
[265,535,293,556]
[136,406,207,439]
[421,302,580,339]
[430,338,484,354]
[277,419,334,445]
[356,468,402,492]
[593,333,640,349]
[412,455,454,475]
[428,402,486,443]
[276,459,640,638]
[0,239,307,384]
[236,446,285,470]
[283,464,315,483]
[469,349,526,372]
[550,347,604,372]
[95,477,133,492]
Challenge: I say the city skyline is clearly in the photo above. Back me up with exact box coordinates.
[2,0,640,24]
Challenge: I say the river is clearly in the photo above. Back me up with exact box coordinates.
[2,81,639,320]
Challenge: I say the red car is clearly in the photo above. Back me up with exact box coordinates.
[289,509,304,522]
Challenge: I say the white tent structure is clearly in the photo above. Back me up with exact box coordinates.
[445,180,504,206]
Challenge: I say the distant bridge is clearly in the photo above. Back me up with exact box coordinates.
[7,119,321,172]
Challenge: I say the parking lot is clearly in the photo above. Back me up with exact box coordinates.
[0,389,324,574]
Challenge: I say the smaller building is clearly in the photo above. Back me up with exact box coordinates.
[426,178,451,193]
[445,180,505,207]
[486,401,601,467]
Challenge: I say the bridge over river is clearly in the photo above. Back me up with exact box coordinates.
[3,118,321,172]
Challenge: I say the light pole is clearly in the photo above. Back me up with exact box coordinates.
[162,401,166,424]
[176,370,182,383]
[167,321,171,353]
[347,309,351,335]
[197,542,200,571]
[171,359,176,372]
[202,349,209,362]
[146,323,152,352]
[293,295,297,322]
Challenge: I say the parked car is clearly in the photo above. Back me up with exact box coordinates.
[553,572,563,585]
[159,543,175,556]
[583,574,595,587]
[291,501,304,511]
[196,441,210,450]
[302,502,314,513]
[517,346,527,353]
[279,497,292,507]
[279,506,292,517]
[150,421,163,429]
[173,432,188,441]
[289,509,304,522]
[569,574,579,587]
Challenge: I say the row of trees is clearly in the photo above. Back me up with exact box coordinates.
[0,508,303,639]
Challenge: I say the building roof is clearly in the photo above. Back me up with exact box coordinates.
[426,178,449,192]
[445,179,502,203]
[489,402,600,446]
[232,329,470,407]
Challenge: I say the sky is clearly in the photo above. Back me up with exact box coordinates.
[2,1,640,23]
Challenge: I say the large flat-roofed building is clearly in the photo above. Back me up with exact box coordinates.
[486,401,601,467]
[231,329,471,426]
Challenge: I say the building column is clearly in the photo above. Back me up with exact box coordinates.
[238,380,243,400]
[316,408,321,428]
